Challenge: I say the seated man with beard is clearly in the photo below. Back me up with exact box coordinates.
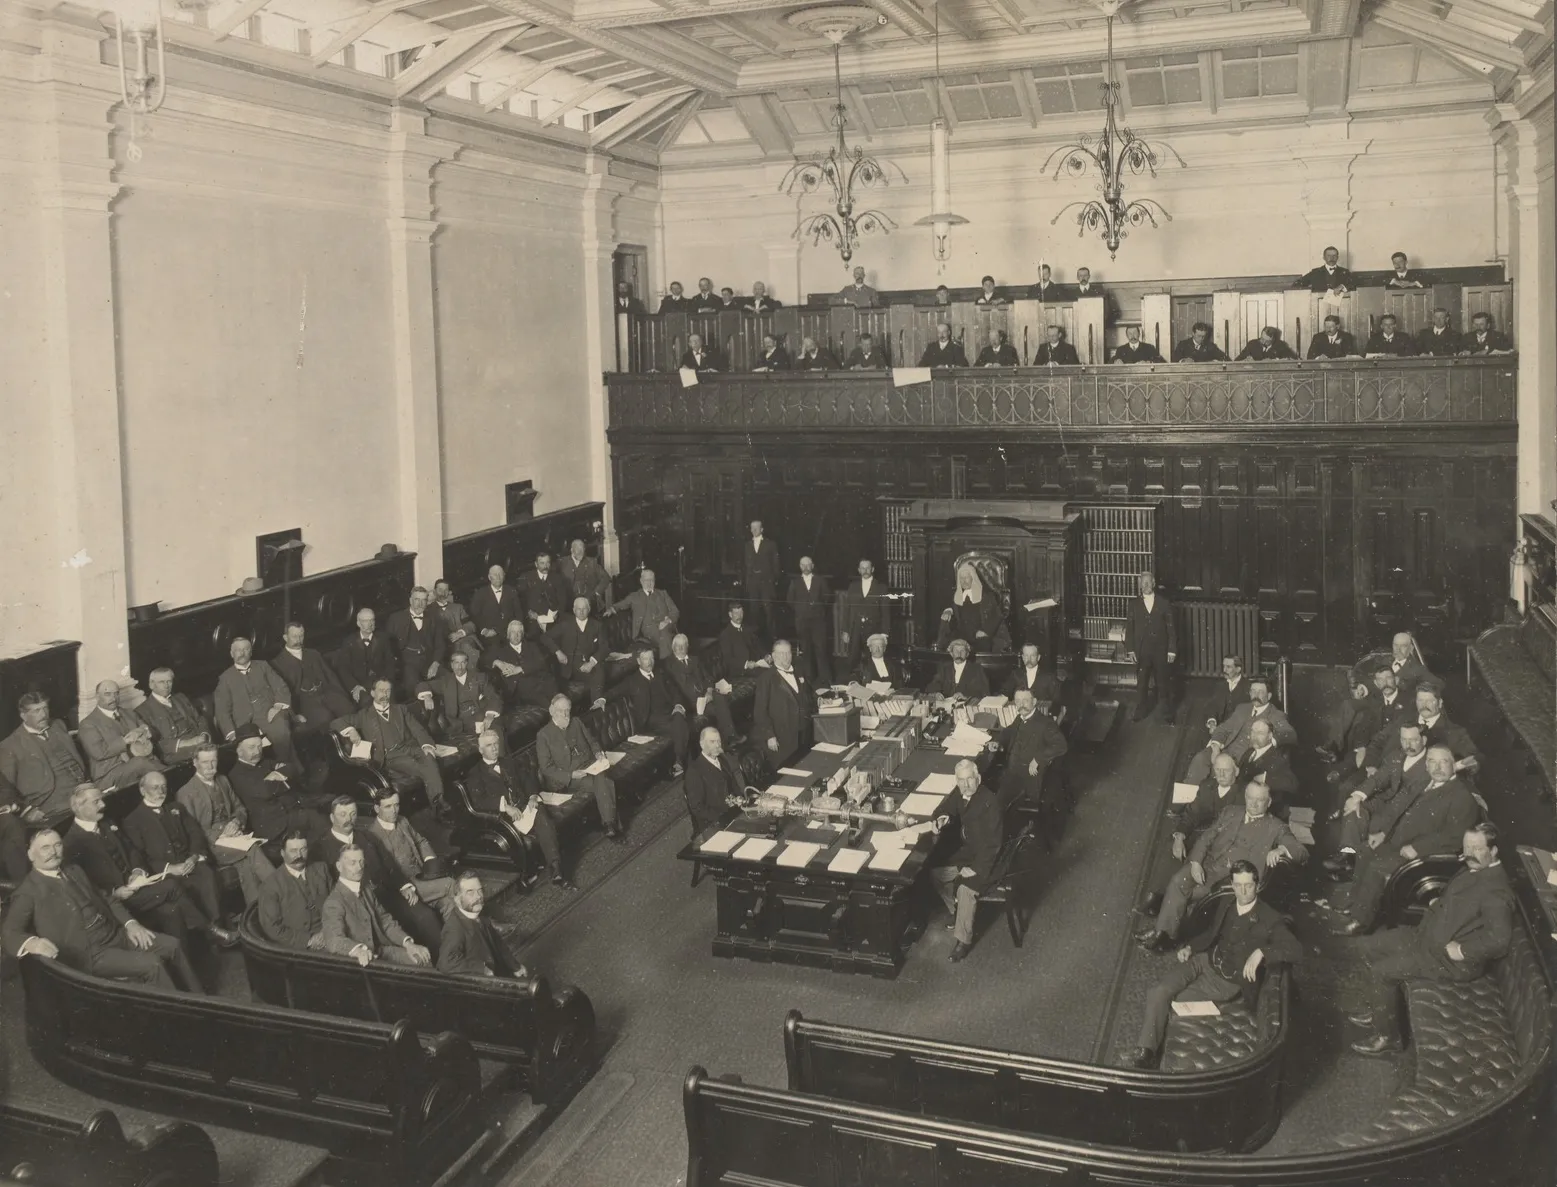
[485,619,559,710]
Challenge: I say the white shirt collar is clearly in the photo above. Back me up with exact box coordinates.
[1252,702,1267,714]
[286,864,307,880]
[154,693,173,705]
[73,818,99,833]
[377,819,397,832]
[331,829,353,844]
[286,647,303,658]
[1404,750,1423,767]
[38,868,61,879]
[1236,899,1256,916]
[1250,743,1272,760]
[100,708,117,719]
[339,877,362,894]
[235,664,251,674]
[458,906,482,921]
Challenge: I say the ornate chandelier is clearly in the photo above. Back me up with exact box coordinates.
[1044,0,1184,258]
[780,11,899,267]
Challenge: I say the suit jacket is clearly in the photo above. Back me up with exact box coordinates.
[1206,676,1251,725]
[433,599,479,649]
[1348,652,1429,695]
[854,654,907,688]
[752,347,790,372]
[1001,713,1067,786]
[1112,341,1164,364]
[1124,594,1177,659]
[463,755,537,815]
[558,555,613,613]
[322,880,410,956]
[718,624,766,680]
[918,340,968,367]
[787,573,832,628]
[469,584,523,640]
[793,350,839,371]
[422,670,503,736]
[664,653,715,714]
[844,346,889,369]
[839,283,878,308]
[1189,804,1306,875]
[743,296,784,313]
[926,659,990,699]
[1297,264,1355,292]
[1030,282,1066,302]
[214,662,292,738]
[136,693,213,764]
[535,718,603,793]
[62,819,145,892]
[256,862,331,949]
[625,669,682,732]
[1177,777,1241,837]
[122,801,212,870]
[684,751,741,835]
[611,588,679,646]
[1417,863,1514,978]
[1385,271,1431,289]
[313,827,409,896]
[1374,778,1479,858]
[613,294,645,314]
[271,647,353,713]
[1365,331,1417,357]
[387,610,447,679]
[1189,896,1302,1002]
[1373,712,1479,768]
[176,773,250,846]
[1034,342,1080,365]
[680,348,721,372]
[228,758,310,841]
[1237,745,1298,805]
[946,786,1003,893]
[483,637,558,707]
[690,291,722,312]
[0,722,89,813]
[1362,693,1414,765]
[1172,338,1228,363]
[743,538,780,597]
[1235,338,1298,361]
[840,578,891,642]
[1004,665,1061,703]
[976,344,1021,366]
[1463,331,1514,354]
[1417,326,1462,357]
[1307,331,1358,360]
[1,866,133,967]
[438,910,518,976]
[77,706,157,781]
[1355,749,1432,813]
[657,294,693,313]
[752,668,812,764]
[332,633,397,698]
[518,569,571,624]
[332,703,434,763]
[1209,702,1297,755]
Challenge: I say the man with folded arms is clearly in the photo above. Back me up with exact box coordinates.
[177,744,277,905]
[2,692,104,817]
[465,729,575,890]
[215,637,301,771]
[929,760,1003,963]
[138,668,214,765]
[256,829,330,950]
[520,552,571,641]
[1123,860,1300,1069]
[332,679,448,815]
[77,679,164,791]
[558,540,613,615]
[387,587,446,702]
[536,693,623,842]
[2,828,199,992]
[364,789,454,909]
[486,619,559,710]
[439,871,528,978]
[228,728,328,843]
[322,843,432,967]
[419,650,502,760]
[550,596,609,710]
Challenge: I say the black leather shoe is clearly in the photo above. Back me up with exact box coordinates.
[1350,1034,1398,1057]
[1137,892,1163,916]
[1121,1046,1157,1069]
[604,824,627,844]
[208,925,240,950]
[1329,917,1364,936]
[1136,929,1172,953]
[949,941,972,962]
[1323,852,1356,875]
[1346,1010,1375,1027]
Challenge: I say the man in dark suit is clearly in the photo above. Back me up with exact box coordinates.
[138,668,214,765]
[1369,682,1480,774]
[1030,264,1063,303]
[1384,252,1429,289]
[839,265,878,308]
[321,842,432,967]
[1236,718,1299,811]
[464,729,575,890]
[1072,266,1104,304]
[718,602,769,687]
[333,608,398,706]
[926,638,991,700]
[625,647,691,775]
[792,336,839,370]
[2,828,199,991]
[743,280,783,313]
[535,694,622,840]
[1306,314,1358,359]
[1329,747,1480,936]
[840,559,891,672]
[469,564,522,647]
[228,731,328,843]
[1349,822,1513,1055]
[1034,325,1081,365]
[519,553,571,640]
[997,690,1068,812]
[690,277,721,312]
[855,633,906,688]
[1004,643,1060,703]
[1327,721,1431,879]
[121,770,230,935]
[680,333,721,372]
[743,520,781,640]
[1297,246,1354,293]
[684,726,741,838]
[270,624,355,734]
[1234,327,1298,361]
[974,275,1005,306]
[1365,314,1417,357]
[559,539,613,617]
[752,641,812,768]
[657,280,692,312]
[752,334,790,372]
[665,634,738,747]
[612,281,645,314]
[930,760,1004,962]
[1124,571,1178,724]
[1172,322,1227,363]
[975,330,1020,366]
[255,829,331,949]
[786,556,833,684]
[1351,632,1432,702]
[1318,673,1384,787]
[1123,861,1300,1068]
[332,679,448,813]
[417,650,503,758]
[386,587,447,701]
[312,796,443,951]
[1170,752,1243,857]
[431,578,483,665]
[1417,308,1461,357]
[1204,655,1251,734]
[918,323,968,367]
[1459,312,1514,354]
[485,619,559,710]
[1346,668,1412,778]
[844,332,889,369]
[1112,325,1164,364]
[439,871,526,977]
[716,288,741,311]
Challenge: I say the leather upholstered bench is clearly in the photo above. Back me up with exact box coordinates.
[1161,966,1288,1074]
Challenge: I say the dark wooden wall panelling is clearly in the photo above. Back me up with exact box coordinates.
[440,503,606,598]
[1,642,82,733]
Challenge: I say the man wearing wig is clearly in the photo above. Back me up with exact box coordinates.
[937,561,1007,651]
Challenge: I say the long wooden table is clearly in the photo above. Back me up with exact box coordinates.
[677,729,970,978]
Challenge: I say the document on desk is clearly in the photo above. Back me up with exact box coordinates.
[626,734,656,744]
[899,792,947,817]
[700,830,744,855]
[1171,1001,1222,1017]
[867,681,894,696]
[813,741,851,753]
[763,783,806,802]
[892,367,933,387]
[215,833,261,852]
[943,739,987,757]
[915,773,959,796]
[776,841,824,868]
[1171,781,1200,805]
[733,837,778,862]
[828,848,871,874]
[978,695,1009,711]
[777,767,811,778]
[869,848,912,872]
[679,366,699,387]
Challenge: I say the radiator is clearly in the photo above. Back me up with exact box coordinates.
[1176,600,1260,678]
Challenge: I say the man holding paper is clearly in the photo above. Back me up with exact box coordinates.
[1122,860,1300,1069]
[536,694,623,842]
[332,679,450,816]
[929,759,1003,963]
[122,771,233,932]
[177,744,277,905]
[684,727,742,838]
[465,729,576,890]
[665,634,739,749]
[418,650,504,758]
[519,552,571,641]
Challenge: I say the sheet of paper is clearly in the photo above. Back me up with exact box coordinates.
[537,609,557,626]
[679,366,699,387]
[777,767,810,778]
[582,755,611,776]
[214,833,261,852]
[978,695,1009,711]
[813,741,850,753]
[699,830,744,855]
[1289,824,1315,846]
[1171,782,1200,805]
[943,739,986,757]
[763,783,806,803]
[916,773,959,796]
[604,751,626,765]
[696,694,710,716]
[869,848,912,872]
[776,841,824,868]
[828,848,871,874]
[870,829,909,850]
[892,366,933,387]
[626,734,656,744]
[806,820,845,832]
[867,681,894,696]
[349,740,373,761]
[1023,598,1058,611]
[1172,1000,1222,1017]
[432,744,460,758]
[504,797,537,835]
[539,791,574,807]
[732,837,778,862]
[607,651,634,661]
[949,721,991,745]
[899,792,947,817]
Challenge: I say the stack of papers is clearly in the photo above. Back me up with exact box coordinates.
[943,722,991,757]
[978,695,1010,711]
[699,830,744,855]
[763,783,807,802]
[1171,1001,1222,1017]
[813,741,851,754]
[1171,782,1200,805]
[828,848,871,873]
[214,833,261,852]
[776,841,824,868]
[899,792,947,817]
[626,734,656,744]
[776,767,811,779]
[732,837,778,862]
[916,772,959,796]
[869,822,935,850]
[868,848,912,872]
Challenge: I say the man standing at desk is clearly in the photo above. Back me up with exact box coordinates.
[752,641,812,768]
[931,759,1004,964]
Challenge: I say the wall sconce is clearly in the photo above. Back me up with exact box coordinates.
[914,118,967,269]
[103,0,167,160]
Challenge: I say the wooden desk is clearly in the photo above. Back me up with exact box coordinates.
[677,738,967,978]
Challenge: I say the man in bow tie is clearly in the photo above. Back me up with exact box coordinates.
[463,729,575,890]
[387,587,446,702]
[753,641,812,768]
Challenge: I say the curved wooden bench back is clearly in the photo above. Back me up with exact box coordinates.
[0,1103,219,1187]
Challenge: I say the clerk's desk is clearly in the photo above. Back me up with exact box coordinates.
[678,711,991,978]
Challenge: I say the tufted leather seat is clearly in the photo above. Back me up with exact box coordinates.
[1161,967,1286,1073]
[1335,925,1551,1147]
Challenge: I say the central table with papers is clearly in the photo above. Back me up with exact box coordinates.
[677,711,987,978]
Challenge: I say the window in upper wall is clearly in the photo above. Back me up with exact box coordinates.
[1123,53,1202,106]
[1030,62,1106,114]
[1220,45,1299,98]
